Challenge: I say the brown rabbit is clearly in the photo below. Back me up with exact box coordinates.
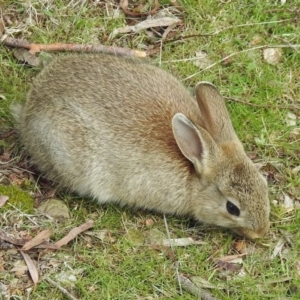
[14,54,270,239]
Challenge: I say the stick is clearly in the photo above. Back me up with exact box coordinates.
[2,37,146,57]
[45,277,78,300]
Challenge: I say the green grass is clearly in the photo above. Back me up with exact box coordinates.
[1,0,300,299]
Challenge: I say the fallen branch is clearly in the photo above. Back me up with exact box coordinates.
[45,277,78,300]
[2,37,146,57]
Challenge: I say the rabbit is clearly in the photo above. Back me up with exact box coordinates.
[14,53,270,239]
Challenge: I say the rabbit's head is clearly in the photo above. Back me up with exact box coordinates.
[172,82,270,239]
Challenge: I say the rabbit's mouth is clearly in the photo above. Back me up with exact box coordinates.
[233,222,270,239]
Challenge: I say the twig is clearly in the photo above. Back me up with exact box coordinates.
[178,275,219,300]
[45,277,78,300]
[183,44,300,81]
[2,37,146,57]
[119,0,159,17]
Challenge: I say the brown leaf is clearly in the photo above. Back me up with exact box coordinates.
[232,240,247,253]
[217,253,247,262]
[19,251,39,285]
[109,17,182,40]
[21,229,52,251]
[55,220,94,248]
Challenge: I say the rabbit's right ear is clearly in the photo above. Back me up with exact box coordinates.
[195,82,240,144]
[172,113,217,173]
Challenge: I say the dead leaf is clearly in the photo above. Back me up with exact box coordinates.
[271,239,285,260]
[13,48,41,66]
[232,240,247,253]
[217,253,247,262]
[263,48,283,65]
[55,220,94,248]
[0,229,57,250]
[21,229,52,251]
[0,195,9,208]
[19,251,39,285]
[109,17,182,40]
[283,193,294,210]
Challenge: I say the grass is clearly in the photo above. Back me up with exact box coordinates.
[1,0,300,299]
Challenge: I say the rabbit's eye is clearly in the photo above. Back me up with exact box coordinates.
[226,201,240,216]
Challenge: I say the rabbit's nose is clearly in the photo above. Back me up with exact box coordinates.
[235,221,270,239]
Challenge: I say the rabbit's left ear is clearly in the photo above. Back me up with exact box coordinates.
[172,113,217,173]
[195,82,241,145]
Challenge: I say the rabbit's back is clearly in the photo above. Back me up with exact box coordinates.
[19,54,199,212]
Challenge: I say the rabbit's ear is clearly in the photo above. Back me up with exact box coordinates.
[195,82,239,144]
[172,113,216,172]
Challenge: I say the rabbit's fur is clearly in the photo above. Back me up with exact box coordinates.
[15,54,270,239]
